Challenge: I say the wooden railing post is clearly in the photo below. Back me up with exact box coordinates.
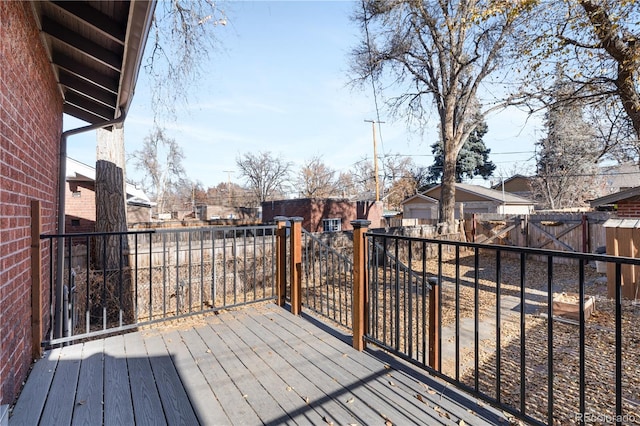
[274,216,288,307]
[428,276,441,371]
[351,220,370,351]
[31,200,43,358]
[289,217,303,315]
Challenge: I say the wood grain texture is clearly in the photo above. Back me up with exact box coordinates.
[12,305,508,426]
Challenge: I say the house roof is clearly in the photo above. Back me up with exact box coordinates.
[67,157,154,206]
[490,174,531,190]
[400,193,439,205]
[30,1,156,124]
[404,183,535,205]
[590,186,640,207]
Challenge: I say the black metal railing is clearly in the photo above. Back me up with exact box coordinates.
[301,229,353,329]
[42,225,278,346]
[364,232,640,426]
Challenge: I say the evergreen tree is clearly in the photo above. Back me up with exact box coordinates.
[533,74,599,209]
[427,118,495,184]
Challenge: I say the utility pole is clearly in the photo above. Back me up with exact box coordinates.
[364,119,384,202]
[223,170,234,206]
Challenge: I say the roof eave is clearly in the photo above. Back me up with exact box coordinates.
[116,1,156,119]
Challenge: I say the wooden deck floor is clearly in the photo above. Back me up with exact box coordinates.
[10,304,509,425]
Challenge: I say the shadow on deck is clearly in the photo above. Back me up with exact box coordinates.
[10,304,509,425]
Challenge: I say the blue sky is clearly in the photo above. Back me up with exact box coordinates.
[64,0,542,190]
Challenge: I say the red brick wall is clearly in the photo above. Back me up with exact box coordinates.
[0,2,63,405]
[65,181,97,233]
[261,199,383,232]
[616,199,640,218]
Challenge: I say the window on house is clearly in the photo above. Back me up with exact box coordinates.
[72,191,81,198]
[70,219,80,227]
[322,218,341,232]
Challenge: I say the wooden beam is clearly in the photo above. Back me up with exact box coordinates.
[477,223,518,245]
[289,218,303,315]
[59,71,118,109]
[54,52,119,94]
[351,220,370,351]
[51,1,126,44]
[531,222,579,252]
[42,17,123,71]
[63,104,104,125]
[64,92,115,121]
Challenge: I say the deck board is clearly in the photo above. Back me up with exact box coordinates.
[180,326,263,425]
[40,343,82,425]
[103,334,135,425]
[144,333,200,425]
[256,309,442,425]
[264,310,444,425]
[123,332,166,426]
[10,304,509,426]
[228,311,358,424]
[9,348,60,426]
[162,329,229,426]
[195,322,294,425]
[72,339,104,426]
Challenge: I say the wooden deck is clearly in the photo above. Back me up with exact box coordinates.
[10,304,509,425]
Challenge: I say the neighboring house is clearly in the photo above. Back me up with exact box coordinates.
[402,183,536,220]
[262,198,384,232]
[594,163,640,198]
[491,174,534,200]
[66,158,154,232]
[590,186,640,217]
[1,1,154,409]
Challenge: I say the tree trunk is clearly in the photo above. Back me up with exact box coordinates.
[95,127,133,323]
[439,146,458,231]
[95,160,128,267]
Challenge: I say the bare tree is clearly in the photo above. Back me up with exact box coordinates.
[380,155,419,210]
[236,151,292,205]
[296,156,339,198]
[522,1,640,142]
[131,126,186,214]
[350,157,377,197]
[351,0,534,228]
[145,0,227,121]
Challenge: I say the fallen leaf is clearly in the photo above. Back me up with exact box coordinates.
[459,420,466,426]
[205,349,211,353]
[304,396,310,404]
[286,386,293,391]
[322,416,334,425]
[242,394,248,398]
[388,380,396,387]
[346,397,355,404]
[76,400,86,406]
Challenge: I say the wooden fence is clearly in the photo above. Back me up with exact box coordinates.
[467,212,611,262]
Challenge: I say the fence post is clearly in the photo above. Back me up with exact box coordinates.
[351,220,370,351]
[275,216,288,307]
[290,217,303,315]
[30,200,43,358]
[428,276,441,371]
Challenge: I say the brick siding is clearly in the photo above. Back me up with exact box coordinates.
[616,199,640,218]
[0,2,63,405]
[65,181,97,233]
[262,199,383,232]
